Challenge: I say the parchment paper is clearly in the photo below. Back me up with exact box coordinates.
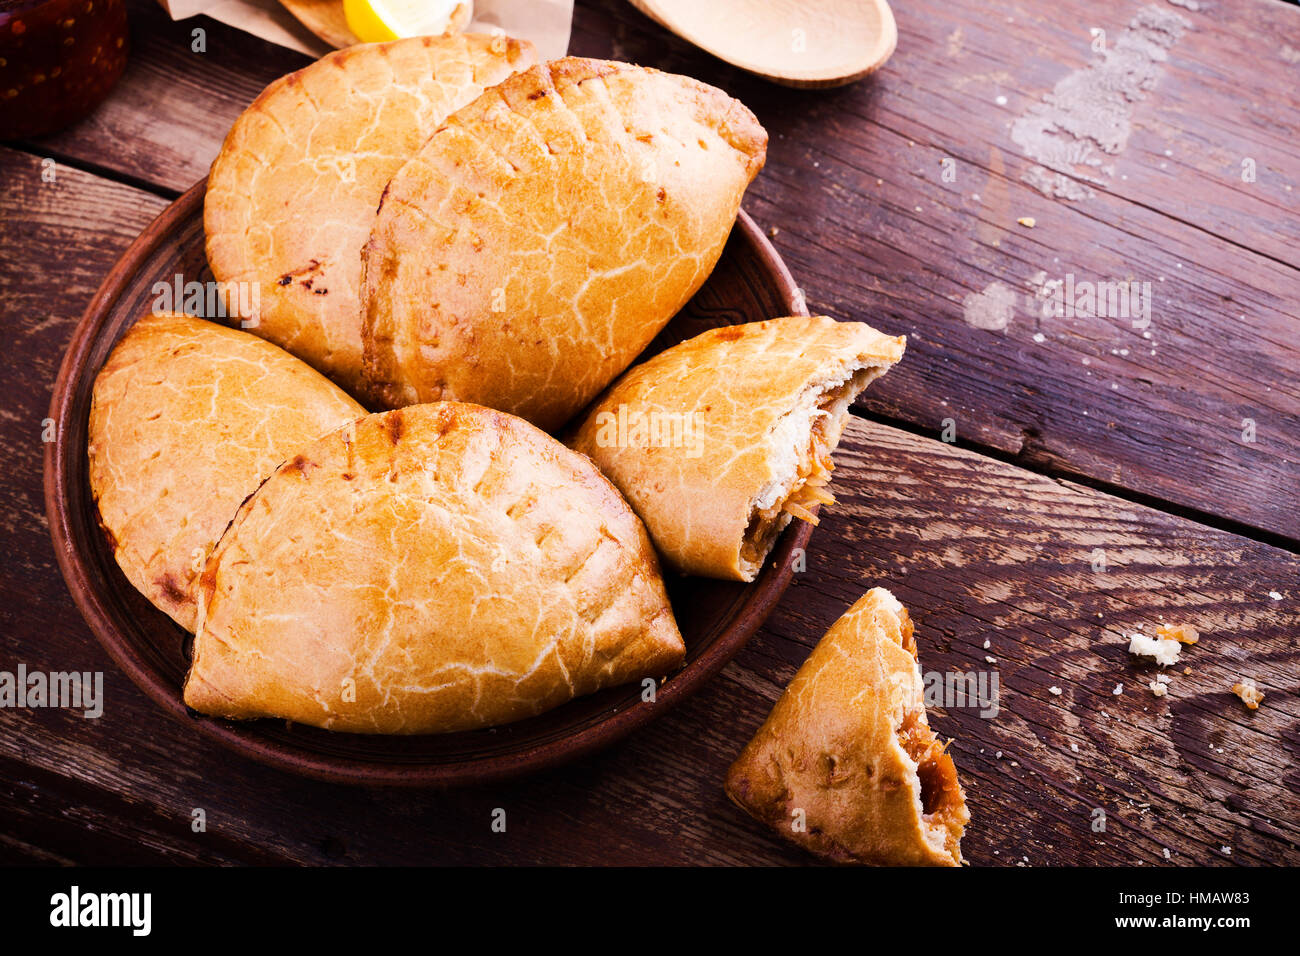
[154,0,574,60]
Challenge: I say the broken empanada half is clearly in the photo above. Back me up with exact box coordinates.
[88,312,365,631]
[360,56,767,430]
[183,402,686,735]
[725,588,969,866]
[204,33,536,394]
[569,316,905,581]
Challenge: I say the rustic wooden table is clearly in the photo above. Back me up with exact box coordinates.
[1,0,1296,866]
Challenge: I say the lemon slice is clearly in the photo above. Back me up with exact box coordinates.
[342,0,473,44]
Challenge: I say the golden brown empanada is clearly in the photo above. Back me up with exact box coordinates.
[183,401,685,734]
[725,588,968,866]
[204,33,536,393]
[360,56,767,430]
[88,312,365,630]
[569,316,904,580]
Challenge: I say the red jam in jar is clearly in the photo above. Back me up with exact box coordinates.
[0,0,128,140]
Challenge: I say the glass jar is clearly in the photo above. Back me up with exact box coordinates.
[0,0,129,140]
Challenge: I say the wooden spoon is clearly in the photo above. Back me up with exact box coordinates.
[628,0,897,88]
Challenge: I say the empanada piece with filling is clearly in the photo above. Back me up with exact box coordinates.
[568,316,904,581]
[725,588,968,866]
[183,402,686,734]
[88,312,365,631]
[204,33,536,394]
[360,56,767,430]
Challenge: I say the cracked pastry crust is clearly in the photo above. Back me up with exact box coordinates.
[204,33,536,394]
[87,312,365,631]
[568,316,905,581]
[360,56,767,431]
[183,401,685,735]
[724,588,969,866]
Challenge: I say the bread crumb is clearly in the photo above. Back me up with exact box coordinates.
[1231,678,1264,710]
[767,226,780,238]
[1017,216,1036,227]
[1149,681,1166,697]
[1268,591,1282,601]
[1128,632,1181,666]
[985,655,997,664]
[1163,848,1171,860]
[1049,686,1062,696]
[1112,683,1124,695]
[1156,623,1198,645]
[1070,742,1078,752]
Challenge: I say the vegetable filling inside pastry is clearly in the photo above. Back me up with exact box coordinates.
[897,709,966,852]
[741,363,881,575]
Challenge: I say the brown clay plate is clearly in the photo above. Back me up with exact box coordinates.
[44,178,812,787]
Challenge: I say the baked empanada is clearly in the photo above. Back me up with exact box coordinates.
[88,312,365,630]
[183,402,686,734]
[205,34,536,393]
[569,316,904,580]
[360,56,767,430]
[725,588,968,866]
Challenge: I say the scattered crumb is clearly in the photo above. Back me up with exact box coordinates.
[995,751,1003,759]
[1128,632,1182,666]
[1017,216,1036,227]
[1163,848,1171,860]
[1112,683,1124,696]
[995,95,1008,106]
[983,639,991,649]
[1221,846,1232,856]
[1232,678,1265,711]
[1049,686,1062,696]
[1032,332,1045,343]
[875,178,883,186]
[767,226,780,238]
[985,656,997,664]
[1149,681,1166,697]
[1156,623,1199,645]
[1070,742,1078,752]
[1268,591,1283,601]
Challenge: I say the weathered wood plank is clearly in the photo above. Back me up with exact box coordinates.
[579,0,1300,542]
[0,150,1293,863]
[23,0,1299,541]
[2,399,1295,864]
[1,15,1296,865]
[26,0,309,194]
